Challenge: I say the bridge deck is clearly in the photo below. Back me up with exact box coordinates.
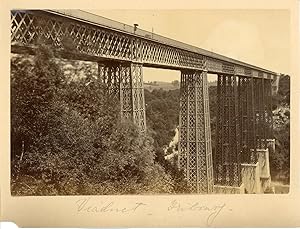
[11,9,277,78]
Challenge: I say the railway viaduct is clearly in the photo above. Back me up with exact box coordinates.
[11,10,280,194]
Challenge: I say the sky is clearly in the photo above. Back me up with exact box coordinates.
[86,9,291,82]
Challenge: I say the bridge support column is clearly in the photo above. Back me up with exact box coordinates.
[237,76,261,193]
[120,63,146,132]
[264,79,274,140]
[257,148,274,193]
[241,161,261,194]
[254,77,267,148]
[178,70,214,194]
[238,76,257,163]
[214,74,244,194]
[253,77,274,193]
[264,79,275,192]
[98,63,121,98]
[98,62,146,132]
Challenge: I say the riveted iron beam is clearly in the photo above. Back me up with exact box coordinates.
[11,10,277,77]
[178,70,214,193]
[238,76,257,164]
[98,62,146,132]
[214,74,241,187]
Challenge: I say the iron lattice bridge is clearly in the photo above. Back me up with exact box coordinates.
[11,9,279,193]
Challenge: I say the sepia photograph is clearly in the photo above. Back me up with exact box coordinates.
[2,0,300,227]
[10,9,291,196]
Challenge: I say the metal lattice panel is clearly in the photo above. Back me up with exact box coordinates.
[11,10,277,76]
[141,39,205,69]
[120,65,133,120]
[206,58,223,73]
[254,78,267,149]
[214,75,223,185]
[248,77,257,162]
[131,63,146,132]
[178,70,213,193]
[215,74,241,187]
[11,10,206,71]
[244,68,252,76]
[235,66,245,76]
[264,79,274,139]
[98,63,120,98]
[252,70,259,78]
[222,63,235,75]
[238,76,256,164]
[119,63,146,132]
[99,63,146,132]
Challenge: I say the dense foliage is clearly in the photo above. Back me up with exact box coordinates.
[11,46,174,195]
[270,75,290,183]
[144,88,180,149]
[144,88,189,193]
[272,75,290,109]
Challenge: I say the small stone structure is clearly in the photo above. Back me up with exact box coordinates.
[216,139,276,194]
[241,162,261,194]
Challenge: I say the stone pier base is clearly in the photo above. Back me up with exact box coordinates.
[241,162,261,194]
[257,148,273,193]
[214,183,245,194]
[257,148,271,178]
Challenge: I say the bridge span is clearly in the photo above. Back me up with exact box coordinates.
[11,9,279,194]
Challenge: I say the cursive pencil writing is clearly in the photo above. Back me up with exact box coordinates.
[76,197,146,214]
[75,198,229,226]
[167,199,227,226]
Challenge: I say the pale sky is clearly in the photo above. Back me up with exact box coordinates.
[87,9,290,82]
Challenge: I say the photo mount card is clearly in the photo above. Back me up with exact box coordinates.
[1,0,300,227]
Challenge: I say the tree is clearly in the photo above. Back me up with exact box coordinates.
[11,45,174,195]
[11,45,64,161]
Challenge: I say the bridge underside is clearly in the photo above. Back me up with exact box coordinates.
[10,9,278,194]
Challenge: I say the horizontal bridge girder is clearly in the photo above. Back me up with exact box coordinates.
[11,10,277,78]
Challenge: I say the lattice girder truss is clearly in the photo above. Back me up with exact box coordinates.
[238,76,257,164]
[98,62,146,132]
[11,10,276,76]
[178,70,214,194]
[215,74,241,187]
[254,77,274,148]
[215,73,274,187]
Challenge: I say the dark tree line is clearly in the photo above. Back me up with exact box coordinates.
[270,75,290,183]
